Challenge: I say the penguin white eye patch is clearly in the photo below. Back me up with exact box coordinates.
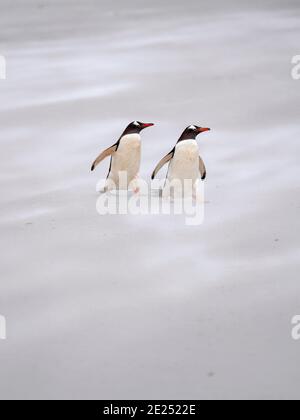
[189,125,196,130]
[133,121,140,126]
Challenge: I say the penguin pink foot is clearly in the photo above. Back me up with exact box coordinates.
[132,174,140,194]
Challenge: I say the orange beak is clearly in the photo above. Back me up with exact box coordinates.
[198,127,210,133]
[141,123,154,128]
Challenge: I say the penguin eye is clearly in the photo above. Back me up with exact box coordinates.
[189,125,196,131]
[133,121,140,127]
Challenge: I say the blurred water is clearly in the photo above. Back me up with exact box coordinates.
[0,0,300,399]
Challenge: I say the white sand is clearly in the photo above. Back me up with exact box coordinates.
[0,0,300,399]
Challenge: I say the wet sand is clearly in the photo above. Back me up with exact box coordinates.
[0,0,300,399]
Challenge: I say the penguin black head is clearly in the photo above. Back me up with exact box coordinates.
[123,121,154,135]
[178,125,210,141]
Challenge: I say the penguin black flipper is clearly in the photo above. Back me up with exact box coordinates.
[151,148,175,179]
[91,143,118,171]
[199,155,206,180]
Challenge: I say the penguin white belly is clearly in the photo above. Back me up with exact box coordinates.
[108,134,141,188]
[167,140,199,184]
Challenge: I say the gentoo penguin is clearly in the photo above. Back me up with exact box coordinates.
[151,125,210,196]
[91,121,154,192]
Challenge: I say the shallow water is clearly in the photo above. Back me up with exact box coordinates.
[0,0,300,399]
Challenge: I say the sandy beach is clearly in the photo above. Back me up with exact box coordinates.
[0,0,300,399]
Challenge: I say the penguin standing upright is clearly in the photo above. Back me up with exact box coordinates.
[91,121,154,192]
[151,125,210,197]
